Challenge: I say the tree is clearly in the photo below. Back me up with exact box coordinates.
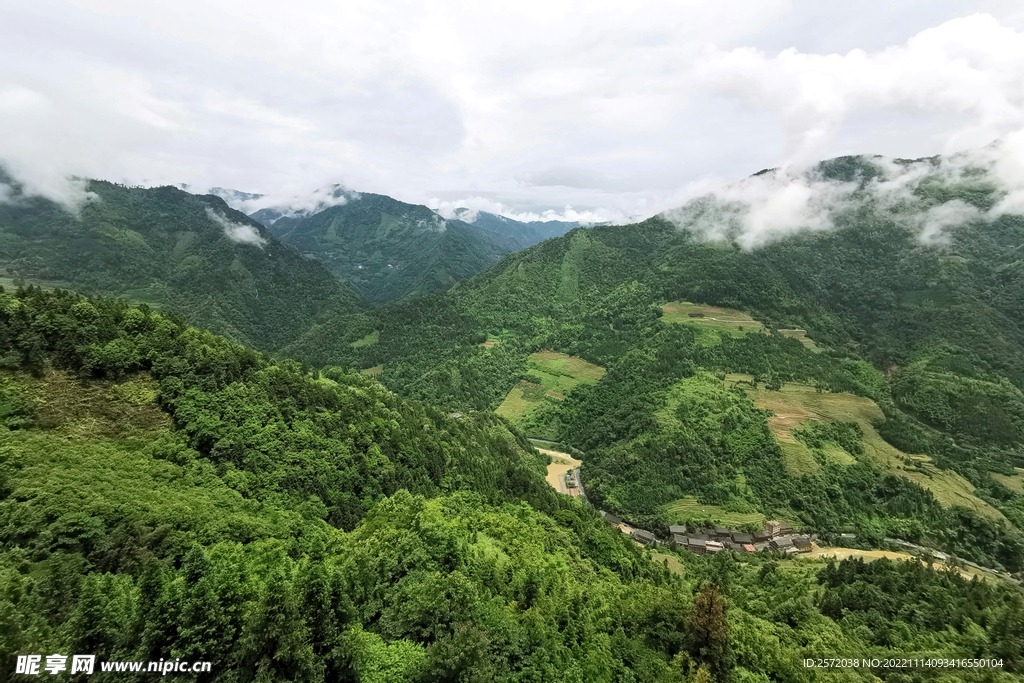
[686,583,733,683]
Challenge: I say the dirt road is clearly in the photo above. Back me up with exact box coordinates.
[799,544,983,580]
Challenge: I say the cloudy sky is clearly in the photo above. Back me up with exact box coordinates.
[3,0,1024,222]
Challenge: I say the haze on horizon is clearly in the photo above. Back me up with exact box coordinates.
[3,0,1024,223]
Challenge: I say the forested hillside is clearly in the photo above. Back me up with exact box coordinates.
[0,174,363,350]
[281,156,1024,573]
[454,209,583,248]
[258,193,574,302]
[3,286,1023,682]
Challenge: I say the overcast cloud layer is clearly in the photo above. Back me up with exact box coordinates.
[3,0,1024,221]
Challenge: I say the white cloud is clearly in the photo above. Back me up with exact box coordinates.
[430,195,614,225]
[662,170,857,249]
[205,207,267,246]
[214,184,360,218]
[693,13,1024,169]
[3,1,1024,223]
[662,149,1021,248]
[918,199,981,245]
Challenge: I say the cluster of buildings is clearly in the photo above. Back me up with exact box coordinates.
[664,522,811,555]
[601,511,812,556]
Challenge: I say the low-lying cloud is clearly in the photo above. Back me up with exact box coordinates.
[205,208,267,247]
[5,5,1024,225]
[663,140,1024,249]
[210,184,360,220]
[431,196,611,225]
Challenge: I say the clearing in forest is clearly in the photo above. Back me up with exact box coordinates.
[660,496,766,528]
[725,374,1010,525]
[993,469,1024,494]
[660,302,765,344]
[361,365,383,377]
[539,448,583,497]
[777,328,821,352]
[495,351,605,422]
[528,350,605,392]
[350,330,379,348]
[651,552,684,575]
[799,544,984,581]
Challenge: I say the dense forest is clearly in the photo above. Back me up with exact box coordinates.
[2,286,1023,682]
[4,154,1024,680]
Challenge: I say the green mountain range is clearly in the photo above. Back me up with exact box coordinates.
[3,155,1024,681]
[2,286,1022,682]
[0,175,363,350]
[287,155,1024,572]
[260,193,506,301]
[250,192,580,302]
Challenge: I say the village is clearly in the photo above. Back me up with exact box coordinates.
[600,512,813,556]
[541,445,1020,582]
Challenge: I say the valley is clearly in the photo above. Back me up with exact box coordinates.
[3,153,1024,681]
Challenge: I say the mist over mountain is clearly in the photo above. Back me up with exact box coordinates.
[0,175,363,349]
[5,151,1024,680]
[276,151,1024,576]
[11,3,1024,679]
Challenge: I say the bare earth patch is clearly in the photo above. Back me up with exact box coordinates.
[539,448,582,497]
[800,544,983,581]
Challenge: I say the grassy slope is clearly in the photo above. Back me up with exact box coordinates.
[495,351,605,423]
[727,374,1010,524]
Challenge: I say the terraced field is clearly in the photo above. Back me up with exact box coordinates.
[726,374,1010,524]
[777,328,821,352]
[495,351,605,422]
[660,302,765,345]
[993,469,1024,493]
[660,496,766,528]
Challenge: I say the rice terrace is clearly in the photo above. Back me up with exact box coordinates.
[660,302,765,345]
[725,373,1010,524]
[495,350,605,422]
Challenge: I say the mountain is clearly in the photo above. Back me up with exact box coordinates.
[3,286,1021,681]
[0,176,363,350]
[454,208,585,248]
[284,154,1024,573]
[252,193,508,302]
[237,189,582,302]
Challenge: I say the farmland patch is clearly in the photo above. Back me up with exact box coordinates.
[993,469,1024,493]
[660,496,766,528]
[350,330,379,348]
[777,328,821,352]
[660,302,765,344]
[495,352,605,424]
[725,374,1010,525]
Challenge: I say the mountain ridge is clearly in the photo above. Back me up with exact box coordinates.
[0,177,365,350]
